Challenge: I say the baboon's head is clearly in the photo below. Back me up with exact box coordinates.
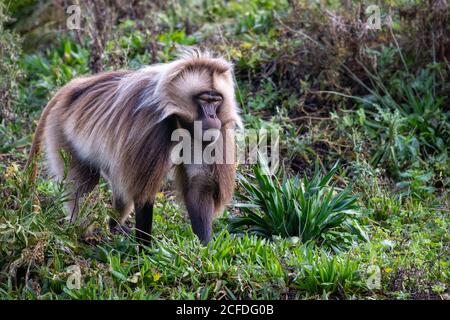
[158,49,242,135]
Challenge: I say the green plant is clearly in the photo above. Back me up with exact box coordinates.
[229,162,368,251]
[293,247,363,297]
[246,79,278,112]
[0,6,22,121]
[157,29,197,61]
[18,38,89,108]
[367,193,401,221]
[396,168,435,200]
[341,54,449,175]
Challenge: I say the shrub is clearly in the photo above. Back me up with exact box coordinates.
[229,162,368,251]
[0,6,22,122]
[333,57,449,181]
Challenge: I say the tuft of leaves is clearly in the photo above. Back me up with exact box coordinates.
[229,162,368,252]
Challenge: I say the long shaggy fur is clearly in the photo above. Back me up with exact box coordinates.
[26,49,242,243]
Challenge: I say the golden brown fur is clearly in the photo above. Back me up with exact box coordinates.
[26,49,242,244]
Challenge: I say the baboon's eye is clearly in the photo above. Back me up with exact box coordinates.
[196,91,223,104]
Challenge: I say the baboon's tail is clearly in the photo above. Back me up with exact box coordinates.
[25,97,57,184]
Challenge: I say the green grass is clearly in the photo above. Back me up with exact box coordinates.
[0,167,366,299]
[1,165,446,299]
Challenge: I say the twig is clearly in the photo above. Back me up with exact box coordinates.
[274,12,324,49]
[289,116,331,121]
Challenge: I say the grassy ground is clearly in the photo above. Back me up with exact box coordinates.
[0,0,449,299]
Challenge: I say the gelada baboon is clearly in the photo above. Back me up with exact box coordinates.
[26,49,242,245]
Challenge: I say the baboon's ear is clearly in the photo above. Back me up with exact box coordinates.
[164,49,202,83]
[165,61,188,83]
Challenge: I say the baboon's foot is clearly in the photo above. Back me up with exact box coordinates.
[109,219,132,235]
[80,224,97,242]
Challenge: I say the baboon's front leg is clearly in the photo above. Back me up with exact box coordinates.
[184,185,214,244]
[134,201,154,246]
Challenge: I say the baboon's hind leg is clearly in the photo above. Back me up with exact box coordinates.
[44,121,99,237]
[64,158,100,237]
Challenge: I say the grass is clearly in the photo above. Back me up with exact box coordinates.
[0,0,449,300]
[0,165,365,299]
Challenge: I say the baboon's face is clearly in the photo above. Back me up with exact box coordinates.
[194,90,223,130]
[165,65,238,133]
